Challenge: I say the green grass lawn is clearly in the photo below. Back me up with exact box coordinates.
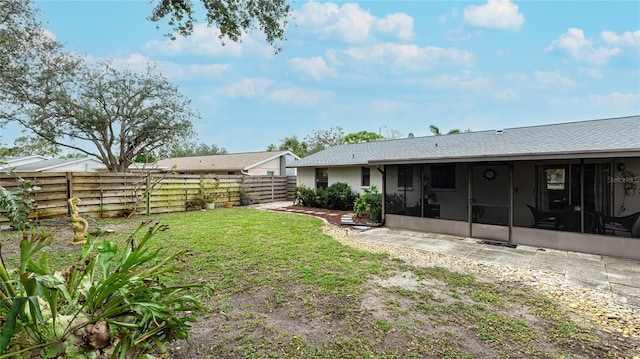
[3,208,636,358]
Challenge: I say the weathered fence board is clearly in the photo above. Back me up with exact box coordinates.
[0,173,296,223]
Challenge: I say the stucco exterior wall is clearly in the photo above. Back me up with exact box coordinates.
[247,158,283,176]
[328,167,382,194]
[296,167,315,189]
[295,166,382,194]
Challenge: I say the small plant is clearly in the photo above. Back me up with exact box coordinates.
[239,186,252,205]
[354,185,382,223]
[0,221,210,358]
[188,179,220,210]
[0,179,40,231]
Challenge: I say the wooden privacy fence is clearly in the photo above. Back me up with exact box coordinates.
[0,172,297,222]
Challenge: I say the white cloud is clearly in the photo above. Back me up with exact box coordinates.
[412,72,491,89]
[533,71,577,88]
[293,1,414,43]
[219,77,273,98]
[266,86,333,106]
[144,24,272,58]
[545,28,621,66]
[375,13,414,41]
[463,0,525,32]
[600,30,640,47]
[578,67,604,79]
[445,29,473,42]
[438,7,459,24]
[327,43,473,72]
[587,92,640,107]
[288,57,335,80]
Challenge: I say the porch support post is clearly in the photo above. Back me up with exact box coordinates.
[580,159,585,232]
[377,166,386,222]
[467,164,473,237]
[508,162,514,244]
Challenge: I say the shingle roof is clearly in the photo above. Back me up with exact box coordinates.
[156,151,298,171]
[10,158,104,172]
[291,116,640,167]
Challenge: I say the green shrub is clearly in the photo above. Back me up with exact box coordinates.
[0,221,210,358]
[321,182,358,210]
[294,185,320,207]
[354,185,382,223]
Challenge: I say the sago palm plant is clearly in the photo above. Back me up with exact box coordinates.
[0,221,210,358]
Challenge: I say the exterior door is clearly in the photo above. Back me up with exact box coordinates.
[470,164,512,242]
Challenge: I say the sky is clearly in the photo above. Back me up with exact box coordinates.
[1,0,639,154]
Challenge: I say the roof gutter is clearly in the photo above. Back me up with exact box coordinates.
[368,149,640,166]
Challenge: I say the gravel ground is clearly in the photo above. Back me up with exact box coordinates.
[322,225,640,346]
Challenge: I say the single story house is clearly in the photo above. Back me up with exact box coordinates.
[291,116,640,259]
[155,150,300,176]
[3,157,107,172]
[1,155,48,169]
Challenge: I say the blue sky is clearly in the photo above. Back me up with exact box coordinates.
[2,0,639,154]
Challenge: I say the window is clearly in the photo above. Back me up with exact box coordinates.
[267,171,275,176]
[431,164,455,189]
[316,168,328,189]
[361,167,370,187]
[397,166,414,188]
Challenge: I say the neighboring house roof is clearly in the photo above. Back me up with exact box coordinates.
[291,116,640,167]
[156,151,300,172]
[1,155,48,169]
[10,157,106,172]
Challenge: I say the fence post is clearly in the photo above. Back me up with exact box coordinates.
[99,173,104,218]
[66,172,73,215]
[146,173,151,216]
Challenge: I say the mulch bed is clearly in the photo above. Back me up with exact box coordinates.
[270,206,378,227]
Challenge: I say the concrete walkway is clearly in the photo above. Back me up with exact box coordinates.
[252,202,640,308]
[351,227,640,307]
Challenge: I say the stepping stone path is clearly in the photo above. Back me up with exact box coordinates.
[341,215,355,225]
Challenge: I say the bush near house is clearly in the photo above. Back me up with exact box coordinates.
[354,185,382,223]
[295,182,358,210]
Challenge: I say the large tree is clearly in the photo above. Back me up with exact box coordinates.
[3,56,197,171]
[340,131,383,144]
[304,126,344,155]
[0,0,81,125]
[2,136,62,158]
[267,136,308,157]
[429,124,461,136]
[157,140,227,159]
[148,0,291,53]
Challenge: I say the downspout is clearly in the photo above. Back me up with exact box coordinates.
[376,165,386,226]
